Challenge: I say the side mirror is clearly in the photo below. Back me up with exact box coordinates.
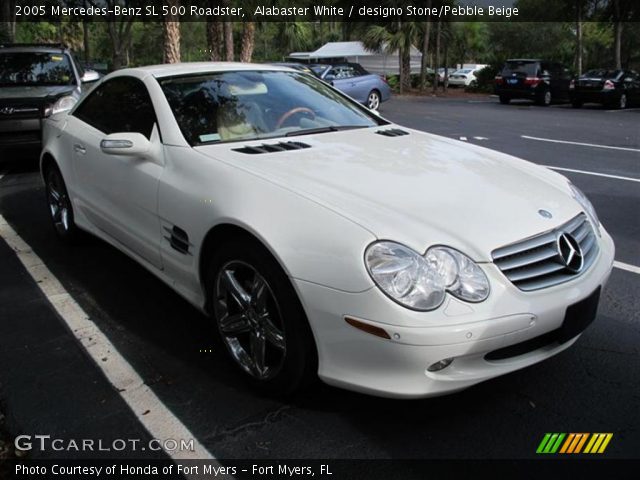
[81,70,101,83]
[100,132,150,156]
[324,74,335,81]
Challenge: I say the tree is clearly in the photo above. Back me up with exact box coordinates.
[0,0,16,43]
[163,0,181,63]
[277,22,312,54]
[419,0,433,91]
[240,22,256,62]
[222,0,234,61]
[432,19,440,94]
[205,12,224,61]
[364,21,417,94]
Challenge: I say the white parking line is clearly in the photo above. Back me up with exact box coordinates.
[614,261,640,275]
[606,107,640,113]
[0,215,226,473]
[544,166,640,183]
[522,135,640,153]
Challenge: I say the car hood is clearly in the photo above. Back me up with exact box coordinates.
[0,85,77,101]
[197,127,582,261]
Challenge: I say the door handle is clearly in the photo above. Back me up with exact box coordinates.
[73,143,86,154]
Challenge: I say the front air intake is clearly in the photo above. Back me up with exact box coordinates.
[232,141,311,154]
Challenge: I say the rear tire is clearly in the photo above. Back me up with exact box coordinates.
[367,90,381,110]
[207,238,317,396]
[617,93,627,110]
[44,164,83,244]
[536,89,552,106]
[499,95,510,105]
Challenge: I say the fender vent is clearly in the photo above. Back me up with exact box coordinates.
[233,141,311,154]
[375,128,409,137]
[164,226,192,255]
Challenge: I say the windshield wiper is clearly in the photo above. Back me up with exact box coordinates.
[285,125,367,137]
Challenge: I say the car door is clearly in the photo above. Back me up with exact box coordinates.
[350,64,376,103]
[66,76,164,269]
[623,71,640,103]
[327,65,360,99]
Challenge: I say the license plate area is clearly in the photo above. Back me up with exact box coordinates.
[558,286,601,343]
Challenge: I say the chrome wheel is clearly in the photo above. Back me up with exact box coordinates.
[47,169,71,235]
[367,91,380,110]
[544,90,551,105]
[214,261,286,381]
[619,94,627,109]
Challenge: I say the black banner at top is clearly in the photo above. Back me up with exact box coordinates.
[9,0,640,23]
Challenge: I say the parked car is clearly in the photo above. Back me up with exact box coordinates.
[570,69,640,109]
[495,59,571,106]
[41,62,614,398]
[310,62,391,110]
[448,68,482,87]
[269,62,316,76]
[436,67,456,84]
[0,43,99,156]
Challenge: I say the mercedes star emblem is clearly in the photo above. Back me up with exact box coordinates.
[557,232,584,273]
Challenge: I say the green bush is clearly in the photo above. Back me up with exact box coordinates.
[466,64,500,93]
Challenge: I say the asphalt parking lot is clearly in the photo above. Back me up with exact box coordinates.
[0,96,638,471]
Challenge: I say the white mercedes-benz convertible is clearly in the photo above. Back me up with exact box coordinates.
[41,63,614,398]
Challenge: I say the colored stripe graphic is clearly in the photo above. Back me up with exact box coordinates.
[573,433,589,453]
[538,433,613,454]
[559,433,575,453]
[536,433,565,454]
[598,434,613,453]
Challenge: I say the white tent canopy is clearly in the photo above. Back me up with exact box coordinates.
[289,41,422,76]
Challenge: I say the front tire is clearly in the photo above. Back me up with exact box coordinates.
[367,90,381,110]
[207,238,316,396]
[44,164,83,243]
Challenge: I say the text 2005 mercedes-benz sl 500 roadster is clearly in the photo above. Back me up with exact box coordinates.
[41,63,614,398]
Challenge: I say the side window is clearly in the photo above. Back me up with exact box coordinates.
[73,76,156,139]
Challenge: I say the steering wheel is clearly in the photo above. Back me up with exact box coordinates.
[275,107,316,129]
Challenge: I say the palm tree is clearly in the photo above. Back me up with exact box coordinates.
[363,21,418,94]
[277,22,312,55]
[162,0,181,63]
[240,22,256,62]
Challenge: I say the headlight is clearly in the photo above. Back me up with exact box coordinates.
[365,241,490,311]
[44,95,77,117]
[569,183,600,234]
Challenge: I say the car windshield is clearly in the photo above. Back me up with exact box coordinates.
[310,65,329,76]
[455,69,473,74]
[0,52,75,86]
[582,69,622,79]
[502,61,538,76]
[159,70,383,146]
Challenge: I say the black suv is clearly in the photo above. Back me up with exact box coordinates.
[495,59,572,106]
[0,43,99,156]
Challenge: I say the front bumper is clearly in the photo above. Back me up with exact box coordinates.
[0,118,42,150]
[295,228,615,398]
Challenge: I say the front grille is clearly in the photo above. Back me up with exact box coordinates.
[0,105,42,120]
[492,214,599,291]
[0,130,41,145]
